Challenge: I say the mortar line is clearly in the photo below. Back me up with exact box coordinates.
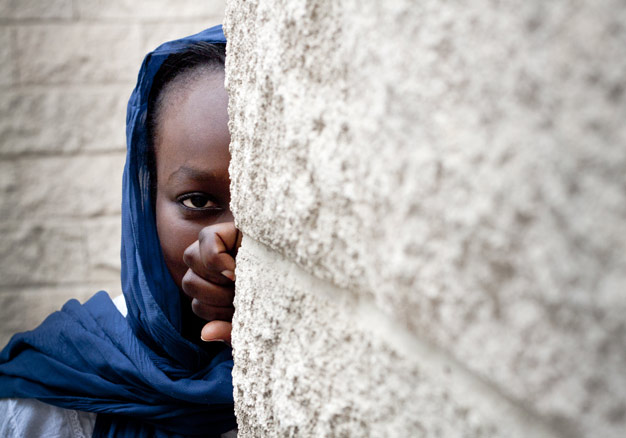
[0,149,126,161]
[241,235,570,438]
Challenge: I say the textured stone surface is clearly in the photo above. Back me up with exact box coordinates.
[16,24,142,84]
[140,22,223,54]
[0,28,13,86]
[0,155,124,220]
[0,221,89,286]
[225,0,626,436]
[0,0,72,19]
[0,88,128,155]
[85,218,122,281]
[75,0,225,20]
[234,238,560,438]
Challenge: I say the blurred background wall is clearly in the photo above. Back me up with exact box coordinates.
[225,0,626,437]
[0,0,225,347]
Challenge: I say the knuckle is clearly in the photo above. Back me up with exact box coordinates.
[183,245,195,266]
[198,226,213,243]
[203,252,221,269]
[181,271,197,297]
[191,299,213,320]
[201,254,214,272]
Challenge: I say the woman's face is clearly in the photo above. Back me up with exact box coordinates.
[154,70,232,289]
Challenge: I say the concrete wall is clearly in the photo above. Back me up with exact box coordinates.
[224,1,626,437]
[0,0,225,347]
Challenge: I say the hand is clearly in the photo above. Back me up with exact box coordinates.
[182,221,242,345]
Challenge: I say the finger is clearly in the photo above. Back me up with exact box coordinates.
[221,229,243,281]
[191,299,234,322]
[232,227,243,257]
[183,240,235,285]
[198,222,241,257]
[196,222,241,272]
[201,320,232,345]
[181,269,235,306]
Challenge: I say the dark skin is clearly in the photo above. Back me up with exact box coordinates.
[154,69,237,344]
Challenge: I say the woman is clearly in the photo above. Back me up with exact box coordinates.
[0,25,238,438]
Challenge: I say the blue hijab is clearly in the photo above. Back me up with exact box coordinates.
[0,25,236,437]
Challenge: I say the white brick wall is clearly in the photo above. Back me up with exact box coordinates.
[0,0,226,346]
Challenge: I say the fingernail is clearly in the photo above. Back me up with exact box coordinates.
[221,270,236,282]
[201,336,228,344]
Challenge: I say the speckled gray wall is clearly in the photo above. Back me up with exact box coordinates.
[224,0,626,437]
[0,0,225,346]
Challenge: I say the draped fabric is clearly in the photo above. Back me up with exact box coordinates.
[0,25,236,437]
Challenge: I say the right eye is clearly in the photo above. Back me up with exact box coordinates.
[177,193,219,210]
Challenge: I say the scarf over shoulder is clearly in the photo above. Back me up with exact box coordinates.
[0,25,236,438]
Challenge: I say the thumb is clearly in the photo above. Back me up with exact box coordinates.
[200,320,232,345]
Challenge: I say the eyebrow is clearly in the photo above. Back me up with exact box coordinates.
[167,166,228,184]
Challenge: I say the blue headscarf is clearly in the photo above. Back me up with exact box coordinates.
[0,25,235,437]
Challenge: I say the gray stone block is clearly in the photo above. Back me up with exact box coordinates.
[0,28,13,86]
[0,0,72,19]
[85,218,121,282]
[0,154,125,220]
[0,221,88,286]
[140,21,226,55]
[16,24,142,84]
[0,87,128,155]
[225,0,626,436]
[75,0,224,20]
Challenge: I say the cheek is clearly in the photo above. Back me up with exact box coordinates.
[155,198,198,289]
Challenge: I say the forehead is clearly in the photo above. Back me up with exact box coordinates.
[155,71,230,178]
